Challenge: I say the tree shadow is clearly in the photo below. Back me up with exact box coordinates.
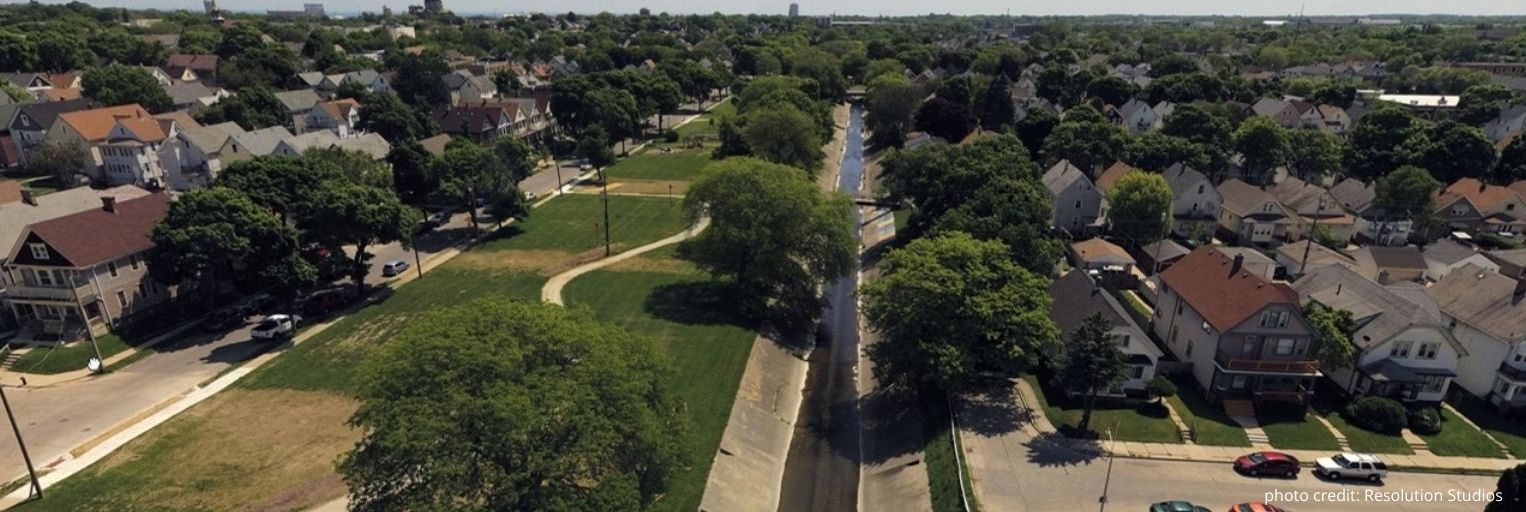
[642,280,755,329]
[1024,431,1103,468]
[959,384,1032,437]
[478,224,527,246]
[199,339,271,365]
[1136,401,1170,419]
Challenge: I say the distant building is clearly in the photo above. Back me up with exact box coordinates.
[202,0,221,19]
[789,2,799,16]
[268,3,326,19]
[424,0,443,14]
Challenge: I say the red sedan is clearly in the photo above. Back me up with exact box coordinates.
[1233,451,1300,477]
[1228,503,1286,512]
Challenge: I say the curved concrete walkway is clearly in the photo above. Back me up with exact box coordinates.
[540,216,709,305]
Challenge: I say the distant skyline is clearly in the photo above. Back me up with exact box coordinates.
[23,0,1526,17]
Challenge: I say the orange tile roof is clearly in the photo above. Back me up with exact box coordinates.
[41,87,82,102]
[1096,161,1133,192]
[0,180,21,204]
[56,104,152,142]
[1438,178,1522,212]
[113,117,169,142]
[1157,246,1300,332]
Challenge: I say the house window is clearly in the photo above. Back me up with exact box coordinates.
[1131,366,1145,378]
[137,282,148,297]
[1274,338,1296,355]
[1119,334,1130,347]
[1231,375,1247,389]
[34,269,54,286]
[1074,200,1082,209]
[1417,343,1439,360]
[28,243,47,260]
[1259,311,1289,328]
[1197,184,1205,194]
[108,262,118,278]
[116,290,128,309]
[1422,375,1445,393]
[1515,353,1524,363]
[1243,335,1259,355]
[130,255,141,270]
[1391,341,1412,358]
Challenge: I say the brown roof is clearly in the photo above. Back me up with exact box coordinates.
[113,117,169,142]
[316,98,360,119]
[56,104,152,142]
[1096,161,1133,192]
[1438,178,1522,212]
[166,54,219,72]
[25,193,169,267]
[0,181,21,205]
[1071,237,1135,265]
[1157,246,1300,332]
[41,87,83,102]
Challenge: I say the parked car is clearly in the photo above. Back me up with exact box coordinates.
[1234,451,1300,477]
[381,260,410,277]
[1228,502,1287,512]
[250,314,301,340]
[1315,453,1388,482]
[1150,501,1211,512]
[201,310,244,332]
[429,210,452,226]
[298,290,350,318]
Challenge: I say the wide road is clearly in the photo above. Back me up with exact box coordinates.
[778,103,865,512]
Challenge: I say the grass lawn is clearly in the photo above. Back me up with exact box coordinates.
[605,150,713,182]
[1166,387,1252,447]
[20,194,695,511]
[563,269,755,512]
[1450,398,1526,458]
[1259,415,1341,451]
[924,396,979,512]
[1322,413,1414,454]
[10,334,131,375]
[675,99,734,140]
[476,194,687,254]
[1421,407,1507,458]
[892,208,909,232]
[1024,375,1181,443]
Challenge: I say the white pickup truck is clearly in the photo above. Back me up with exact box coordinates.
[250,314,302,340]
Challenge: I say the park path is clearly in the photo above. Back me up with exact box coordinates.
[540,217,709,305]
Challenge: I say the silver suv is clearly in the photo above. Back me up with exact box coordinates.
[1315,452,1388,482]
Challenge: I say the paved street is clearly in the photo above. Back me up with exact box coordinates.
[958,388,1505,512]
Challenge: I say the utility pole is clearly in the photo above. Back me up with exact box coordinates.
[598,167,611,257]
[1098,427,1115,512]
[552,156,564,196]
[0,384,42,501]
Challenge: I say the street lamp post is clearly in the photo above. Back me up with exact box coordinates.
[0,384,42,501]
[1098,427,1116,512]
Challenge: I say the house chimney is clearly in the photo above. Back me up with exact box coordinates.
[1231,253,1245,275]
[101,196,116,213]
[19,188,36,206]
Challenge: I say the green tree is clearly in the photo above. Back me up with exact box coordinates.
[87,29,167,66]
[33,32,93,72]
[358,92,436,143]
[1419,120,1497,183]
[578,126,616,168]
[1284,130,1346,180]
[24,141,89,189]
[1459,83,1515,125]
[1042,114,1128,174]
[1345,106,1427,181]
[194,86,289,130]
[390,49,450,108]
[1085,75,1137,108]
[340,298,683,511]
[149,188,315,304]
[303,147,394,190]
[977,74,1017,132]
[1056,313,1128,433]
[861,232,1058,391]
[298,182,418,293]
[1162,104,1232,171]
[1373,165,1441,225]
[865,75,924,148]
[217,156,345,222]
[915,97,977,143]
[1124,132,1210,172]
[435,141,518,233]
[741,104,821,173]
[1486,464,1526,512]
[81,64,174,113]
[1107,171,1173,244]
[677,158,855,326]
[492,136,537,183]
[1232,116,1289,183]
[387,140,439,204]
[218,44,299,89]
[1304,301,1357,372]
[0,30,37,72]
[1015,107,1058,157]
[1498,137,1526,184]
[1145,376,1177,405]
[788,47,847,100]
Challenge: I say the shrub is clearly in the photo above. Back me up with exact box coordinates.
[661,129,680,142]
[1408,406,1442,435]
[1344,396,1407,434]
[1145,376,1177,403]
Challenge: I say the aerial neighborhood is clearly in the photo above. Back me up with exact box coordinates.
[5,2,1526,511]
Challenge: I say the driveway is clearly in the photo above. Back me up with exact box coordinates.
[957,386,1503,511]
[0,320,275,483]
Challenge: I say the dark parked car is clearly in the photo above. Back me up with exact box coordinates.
[298,290,351,318]
[1234,451,1300,477]
[1150,501,1210,512]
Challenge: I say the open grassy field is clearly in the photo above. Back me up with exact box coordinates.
[674,99,734,141]
[16,195,693,511]
[1259,414,1341,451]
[1025,376,1182,443]
[605,149,713,182]
[1421,407,1507,458]
[562,266,755,512]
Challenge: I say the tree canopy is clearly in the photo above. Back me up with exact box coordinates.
[1106,171,1173,243]
[81,64,174,113]
[1054,313,1128,433]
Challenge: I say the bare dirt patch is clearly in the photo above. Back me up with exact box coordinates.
[605,255,701,275]
[604,179,691,196]
[450,249,577,274]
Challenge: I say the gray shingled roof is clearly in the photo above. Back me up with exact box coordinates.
[1047,271,1163,362]
[1429,264,1526,342]
[1423,239,1482,267]
[274,89,323,114]
[332,132,391,160]
[1329,178,1375,213]
[230,126,294,156]
[0,185,151,263]
[180,121,245,154]
[1295,264,1447,350]
[1042,159,1088,195]
[1217,179,1282,217]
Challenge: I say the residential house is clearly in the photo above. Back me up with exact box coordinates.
[1266,176,1357,243]
[274,89,324,130]
[1163,163,1222,239]
[1377,94,1459,118]
[1108,98,1160,134]
[163,82,228,112]
[156,121,245,190]
[1276,240,1359,278]
[139,66,178,87]
[1435,178,1526,235]
[94,111,195,188]
[1248,98,1301,128]
[1294,265,1463,405]
[1329,178,1413,246]
[1133,239,1190,275]
[1152,101,1176,121]
[1313,105,1352,134]
[418,133,453,157]
[218,126,294,165]
[1152,247,1321,410]
[3,73,53,93]
[1484,106,1526,145]
[293,72,325,89]
[0,185,150,333]
[1042,160,1105,236]
[316,70,390,98]
[2,193,172,342]
[331,132,391,161]
[1218,247,1278,280]
[303,98,361,138]
[1428,265,1526,411]
[1348,245,1428,285]
[273,130,340,157]
[1069,238,1136,285]
[1049,271,1165,398]
[442,70,499,103]
[164,54,219,84]
[1485,249,1526,283]
[1423,238,1500,281]
[1217,179,1295,244]
[1095,161,1133,195]
[0,98,96,168]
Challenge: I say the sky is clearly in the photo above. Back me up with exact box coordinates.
[31,0,1526,17]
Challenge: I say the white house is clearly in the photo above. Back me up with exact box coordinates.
[1042,160,1105,236]
[1162,163,1221,239]
[1428,264,1526,411]
[1049,270,1164,398]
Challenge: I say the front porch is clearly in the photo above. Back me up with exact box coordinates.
[1355,359,1453,405]
[3,300,109,347]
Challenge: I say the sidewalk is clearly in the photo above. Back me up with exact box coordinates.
[0,318,201,388]
[1007,378,1517,475]
[539,217,708,305]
